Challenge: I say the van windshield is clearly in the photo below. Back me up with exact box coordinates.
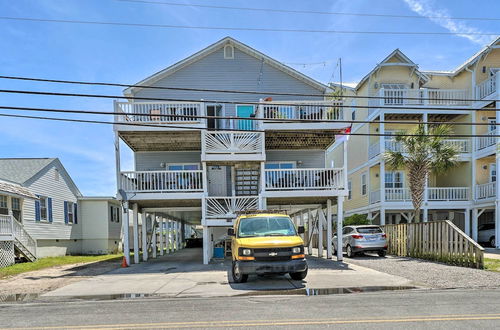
[238,216,297,238]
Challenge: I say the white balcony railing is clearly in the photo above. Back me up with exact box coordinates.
[475,73,497,100]
[264,168,344,191]
[115,101,203,123]
[428,187,469,201]
[368,142,380,159]
[475,182,496,200]
[120,170,203,193]
[476,130,496,151]
[13,219,37,257]
[371,88,471,107]
[370,189,381,203]
[385,188,411,201]
[384,138,470,153]
[260,100,343,121]
[202,131,265,155]
[0,215,12,236]
[205,196,259,219]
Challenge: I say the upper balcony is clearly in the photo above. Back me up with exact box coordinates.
[475,72,498,101]
[369,138,471,160]
[368,88,472,116]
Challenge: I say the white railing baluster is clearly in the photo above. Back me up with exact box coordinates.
[121,170,204,193]
[263,168,344,190]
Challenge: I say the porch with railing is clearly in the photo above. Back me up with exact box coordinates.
[368,138,470,158]
[0,215,37,265]
[475,130,496,151]
[475,72,498,100]
[370,88,471,107]
[370,187,470,203]
[204,196,259,219]
[201,130,265,161]
[475,182,496,200]
[264,168,344,191]
[114,101,205,126]
[120,170,204,193]
[260,100,343,121]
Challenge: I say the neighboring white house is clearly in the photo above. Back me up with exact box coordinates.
[0,158,123,266]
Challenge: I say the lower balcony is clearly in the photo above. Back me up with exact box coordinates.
[263,168,345,198]
[370,187,470,203]
[120,170,204,199]
[475,182,496,201]
[204,196,259,222]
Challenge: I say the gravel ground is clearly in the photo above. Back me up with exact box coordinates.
[345,254,500,289]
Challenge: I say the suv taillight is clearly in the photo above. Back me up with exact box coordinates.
[381,234,387,238]
[352,234,363,239]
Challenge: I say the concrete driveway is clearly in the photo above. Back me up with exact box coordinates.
[44,248,413,298]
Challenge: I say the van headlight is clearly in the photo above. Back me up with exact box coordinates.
[242,248,252,256]
[292,246,303,254]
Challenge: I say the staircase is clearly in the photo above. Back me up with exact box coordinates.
[0,215,37,267]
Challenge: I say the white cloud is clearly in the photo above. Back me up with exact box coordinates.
[403,0,494,45]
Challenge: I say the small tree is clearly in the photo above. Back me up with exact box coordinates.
[334,213,370,231]
[384,124,459,221]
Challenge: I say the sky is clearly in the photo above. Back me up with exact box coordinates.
[0,0,499,196]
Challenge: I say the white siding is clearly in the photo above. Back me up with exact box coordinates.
[22,165,80,240]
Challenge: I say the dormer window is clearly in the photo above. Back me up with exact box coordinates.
[224,45,234,59]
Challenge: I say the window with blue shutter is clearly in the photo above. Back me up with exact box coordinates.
[74,203,78,224]
[48,198,53,222]
[35,198,40,222]
[64,201,69,224]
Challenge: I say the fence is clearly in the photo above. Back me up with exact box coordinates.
[383,220,484,269]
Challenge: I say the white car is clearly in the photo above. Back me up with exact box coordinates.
[478,223,495,247]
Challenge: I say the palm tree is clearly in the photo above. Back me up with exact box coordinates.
[384,124,459,221]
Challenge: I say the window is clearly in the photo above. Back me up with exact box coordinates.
[167,163,200,170]
[385,171,404,188]
[224,45,234,59]
[66,201,74,224]
[110,205,120,223]
[488,118,496,132]
[0,195,7,215]
[347,180,352,200]
[265,162,295,169]
[361,173,367,195]
[40,196,47,221]
[490,164,496,183]
[12,197,21,222]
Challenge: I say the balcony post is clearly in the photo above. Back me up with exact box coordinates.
[380,112,385,203]
[122,201,130,266]
[114,131,121,192]
[423,113,429,208]
[203,225,210,265]
[160,216,165,256]
[317,207,323,258]
[152,213,157,259]
[464,208,471,237]
[307,208,313,255]
[326,199,333,259]
[336,196,344,262]
[495,98,500,248]
[132,203,139,264]
[472,208,478,242]
[141,211,148,261]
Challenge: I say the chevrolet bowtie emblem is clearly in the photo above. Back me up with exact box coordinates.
[269,252,278,256]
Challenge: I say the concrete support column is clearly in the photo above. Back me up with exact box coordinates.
[177,221,182,250]
[472,208,479,242]
[307,209,313,255]
[464,209,471,237]
[337,196,344,262]
[160,217,165,256]
[318,208,323,258]
[326,199,333,259]
[152,214,157,259]
[121,202,130,266]
[141,212,148,261]
[423,208,428,223]
[132,203,139,264]
[166,219,171,253]
[380,208,386,226]
[203,225,210,264]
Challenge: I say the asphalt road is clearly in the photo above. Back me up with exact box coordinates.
[1,288,499,329]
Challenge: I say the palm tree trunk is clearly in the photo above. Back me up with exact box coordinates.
[407,162,427,223]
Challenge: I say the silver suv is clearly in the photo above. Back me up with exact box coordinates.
[333,225,387,258]
[478,223,495,247]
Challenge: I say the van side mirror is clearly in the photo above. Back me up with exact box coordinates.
[297,226,305,234]
[227,228,235,236]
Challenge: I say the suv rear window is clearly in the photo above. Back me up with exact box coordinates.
[356,227,383,234]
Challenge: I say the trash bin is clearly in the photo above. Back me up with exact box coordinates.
[213,247,224,259]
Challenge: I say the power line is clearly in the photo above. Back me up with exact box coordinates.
[1,16,499,36]
[116,0,500,22]
[1,111,500,138]
[0,88,497,113]
[1,75,498,103]
[0,105,497,127]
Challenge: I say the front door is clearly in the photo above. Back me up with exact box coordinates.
[208,166,226,196]
[236,105,254,130]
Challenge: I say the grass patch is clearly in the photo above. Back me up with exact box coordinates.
[484,258,500,272]
[0,254,122,279]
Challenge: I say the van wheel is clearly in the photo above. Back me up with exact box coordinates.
[378,250,387,257]
[346,245,355,258]
[490,236,496,248]
[232,261,248,283]
[290,268,308,280]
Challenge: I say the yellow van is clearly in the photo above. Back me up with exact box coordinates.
[227,211,308,283]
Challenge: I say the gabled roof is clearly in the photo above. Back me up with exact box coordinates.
[0,158,82,197]
[355,49,429,91]
[124,36,328,96]
[422,36,500,77]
